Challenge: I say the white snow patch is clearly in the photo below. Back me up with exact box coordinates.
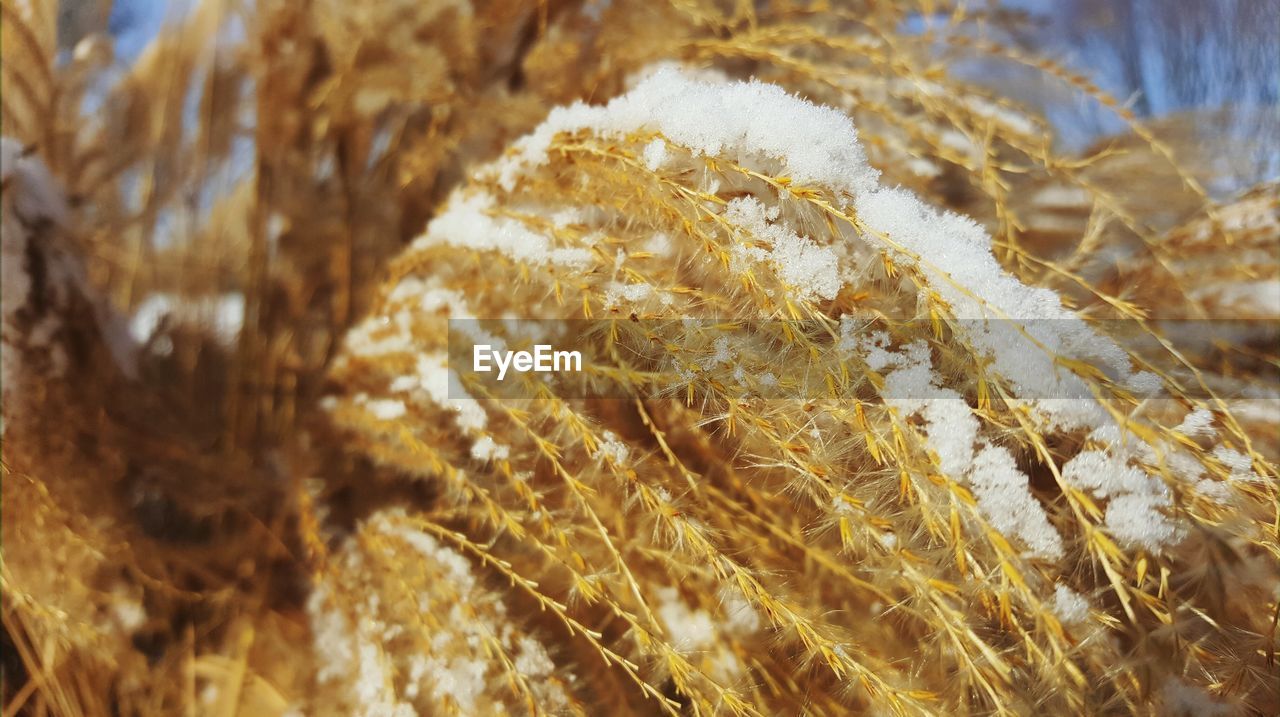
[1159,677,1232,717]
[491,66,879,201]
[415,191,594,268]
[470,435,510,462]
[656,587,716,654]
[1062,440,1179,551]
[596,430,630,464]
[1175,408,1215,438]
[725,196,842,302]
[879,341,1065,559]
[642,137,670,170]
[1050,584,1090,625]
[364,397,407,421]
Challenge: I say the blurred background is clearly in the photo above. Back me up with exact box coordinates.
[57,0,1280,196]
[917,0,1278,192]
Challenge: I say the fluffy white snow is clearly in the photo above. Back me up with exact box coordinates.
[491,66,880,201]
[724,196,842,303]
[642,137,670,171]
[480,68,1155,431]
[311,510,572,713]
[343,68,1227,558]
[417,353,488,432]
[853,185,1158,431]
[882,341,1065,559]
[363,397,408,421]
[603,281,654,309]
[1062,432,1180,551]
[1174,408,1215,437]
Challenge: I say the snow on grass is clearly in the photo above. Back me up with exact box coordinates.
[129,292,245,346]
[491,66,880,201]
[644,231,673,257]
[415,191,593,268]
[1061,433,1180,551]
[642,137,669,170]
[362,396,408,421]
[656,586,717,654]
[595,430,631,465]
[724,196,842,303]
[417,353,487,432]
[310,509,573,713]
[469,435,510,462]
[477,68,1157,430]
[1050,584,1090,625]
[881,341,1065,559]
[357,68,1208,559]
[967,443,1066,559]
[602,281,654,310]
[1160,677,1233,717]
[1175,408,1215,438]
[852,185,1161,430]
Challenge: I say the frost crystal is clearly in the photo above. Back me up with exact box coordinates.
[513,635,555,677]
[1104,492,1179,549]
[1212,445,1257,480]
[1175,408,1215,437]
[603,281,654,309]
